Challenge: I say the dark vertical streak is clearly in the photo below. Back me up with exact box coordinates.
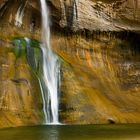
[63,0,78,28]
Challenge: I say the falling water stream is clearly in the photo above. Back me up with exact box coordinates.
[40,0,60,124]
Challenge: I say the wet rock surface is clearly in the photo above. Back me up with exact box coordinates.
[0,0,140,127]
[0,41,43,128]
[52,33,140,124]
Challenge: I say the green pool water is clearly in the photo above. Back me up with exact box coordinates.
[0,124,140,140]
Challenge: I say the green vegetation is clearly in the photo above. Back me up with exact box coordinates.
[13,38,42,75]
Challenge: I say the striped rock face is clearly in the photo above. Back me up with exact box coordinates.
[51,33,140,124]
[0,0,140,127]
[0,0,140,33]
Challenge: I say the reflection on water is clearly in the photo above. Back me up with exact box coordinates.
[48,127,59,140]
[0,124,140,140]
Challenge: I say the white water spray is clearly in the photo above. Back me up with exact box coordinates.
[40,0,60,124]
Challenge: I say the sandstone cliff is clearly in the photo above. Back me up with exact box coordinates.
[0,0,140,127]
[1,0,140,35]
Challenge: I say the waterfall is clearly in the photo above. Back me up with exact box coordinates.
[40,0,60,124]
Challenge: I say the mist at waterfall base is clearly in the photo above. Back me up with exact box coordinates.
[40,0,60,124]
